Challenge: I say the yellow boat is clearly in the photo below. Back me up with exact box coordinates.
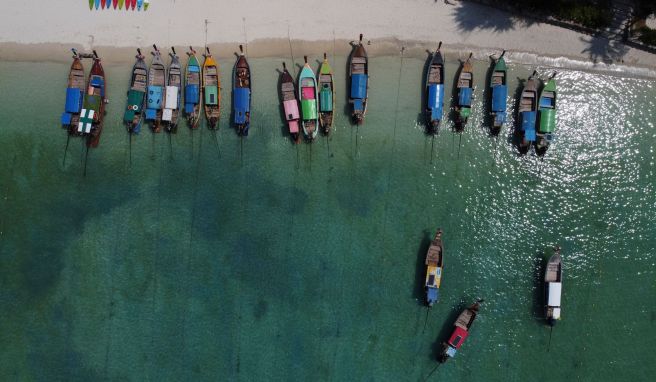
[202,48,221,129]
[425,229,444,306]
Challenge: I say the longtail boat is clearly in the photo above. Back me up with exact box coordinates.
[184,47,202,129]
[490,50,508,133]
[83,51,107,148]
[299,56,319,141]
[113,0,118,9]
[163,47,182,133]
[94,0,99,10]
[123,49,148,134]
[516,71,539,153]
[438,300,482,363]
[101,0,107,9]
[233,45,252,136]
[280,62,300,143]
[545,247,562,326]
[202,47,221,129]
[455,53,474,131]
[317,53,334,135]
[118,0,124,9]
[129,0,136,11]
[424,229,444,307]
[425,42,445,134]
[137,0,143,11]
[536,73,557,155]
[348,34,368,125]
[61,49,85,136]
[89,1,94,10]
[144,0,150,11]
[145,44,166,132]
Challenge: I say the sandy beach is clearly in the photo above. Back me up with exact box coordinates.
[1,0,655,75]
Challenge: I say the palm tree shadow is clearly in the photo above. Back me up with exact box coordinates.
[580,35,629,64]
[452,1,518,33]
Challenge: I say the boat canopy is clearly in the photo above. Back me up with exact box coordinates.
[188,65,200,73]
[234,87,250,124]
[539,109,555,133]
[428,84,444,121]
[162,109,172,122]
[147,86,163,110]
[351,73,367,99]
[288,120,299,134]
[301,99,317,120]
[124,89,144,122]
[204,85,218,106]
[65,88,83,113]
[521,111,537,141]
[353,99,364,112]
[492,85,507,112]
[283,100,299,121]
[427,286,439,305]
[458,87,473,107]
[320,87,333,112]
[185,85,199,113]
[540,95,555,108]
[552,307,561,320]
[448,326,469,349]
[547,282,562,307]
[165,86,178,109]
[85,94,101,114]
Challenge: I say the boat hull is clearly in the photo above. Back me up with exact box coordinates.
[349,41,368,125]
[425,50,445,134]
[233,53,251,136]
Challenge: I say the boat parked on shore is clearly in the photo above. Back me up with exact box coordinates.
[164,47,182,133]
[425,42,445,134]
[348,34,368,125]
[146,45,166,132]
[233,45,252,136]
[202,47,221,130]
[299,56,319,141]
[490,50,508,134]
[455,53,474,131]
[438,300,482,363]
[424,229,444,306]
[61,49,85,136]
[184,47,202,129]
[545,247,563,326]
[318,53,334,135]
[123,49,147,134]
[536,73,557,155]
[516,71,539,153]
[280,62,301,143]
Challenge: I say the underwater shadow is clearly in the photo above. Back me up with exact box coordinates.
[481,56,495,136]
[510,77,528,155]
[412,229,433,304]
[531,251,545,323]
[430,300,468,361]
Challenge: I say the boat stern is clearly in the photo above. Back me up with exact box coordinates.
[426,286,440,306]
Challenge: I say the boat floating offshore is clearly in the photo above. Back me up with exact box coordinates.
[184,47,202,129]
[123,49,147,134]
[164,47,182,132]
[83,51,107,148]
[280,62,301,143]
[317,53,335,135]
[233,45,252,136]
[61,49,86,136]
[146,44,166,132]
[455,53,474,131]
[516,71,539,153]
[348,34,369,125]
[545,246,563,326]
[489,50,508,134]
[536,73,557,155]
[202,47,221,130]
[299,56,319,141]
[438,300,482,363]
[425,42,445,134]
[424,229,444,306]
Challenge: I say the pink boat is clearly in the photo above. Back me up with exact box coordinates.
[280,62,300,143]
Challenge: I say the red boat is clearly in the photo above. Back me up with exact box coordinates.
[438,300,482,363]
[83,51,107,148]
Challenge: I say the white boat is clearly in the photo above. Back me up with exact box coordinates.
[545,247,563,326]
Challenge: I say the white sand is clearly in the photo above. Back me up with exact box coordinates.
[1,0,655,72]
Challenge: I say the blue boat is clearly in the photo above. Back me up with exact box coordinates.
[145,44,166,132]
[61,49,85,136]
[348,34,368,125]
[233,45,251,136]
[137,0,143,11]
[425,42,445,134]
[424,229,444,306]
[489,51,507,133]
[516,71,539,153]
[454,53,474,131]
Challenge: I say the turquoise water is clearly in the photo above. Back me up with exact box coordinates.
[0,55,655,381]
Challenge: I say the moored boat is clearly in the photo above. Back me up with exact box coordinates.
[118,0,124,9]
[516,71,539,153]
[202,47,221,130]
[137,0,143,11]
[280,62,301,143]
[123,49,148,134]
[233,45,252,136]
[61,49,85,136]
[163,47,182,133]
[438,300,482,363]
[455,53,474,131]
[545,246,562,326]
[317,53,334,135]
[145,44,166,132]
[83,51,107,148]
[424,229,444,306]
[425,42,445,134]
[299,56,319,141]
[113,0,118,9]
[490,50,508,133]
[348,34,368,125]
[536,73,557,155]
[184,47,202,129]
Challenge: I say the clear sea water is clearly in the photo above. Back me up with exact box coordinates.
[0,54,655,381]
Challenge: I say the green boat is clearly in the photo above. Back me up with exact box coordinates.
[455,53,474,131]
[317,53,334,135]
[536,73,557,155]
[489,51,507,133]
[299,56,319,141]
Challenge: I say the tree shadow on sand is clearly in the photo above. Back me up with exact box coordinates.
[452,1,537,33]
[579,35,630,64]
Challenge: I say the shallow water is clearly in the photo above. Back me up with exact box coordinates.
[0,54,655,381]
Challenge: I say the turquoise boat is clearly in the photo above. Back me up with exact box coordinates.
[454,53,474,131]
[489,51,507,133]
[299,56,319,140]
[349,34,368,125]
[536,73,557,155]
[184,47,202,129]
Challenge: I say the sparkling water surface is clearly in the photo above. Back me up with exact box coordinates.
[0,55,654,381]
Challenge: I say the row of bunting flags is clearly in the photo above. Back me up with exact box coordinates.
[89,0,150,11]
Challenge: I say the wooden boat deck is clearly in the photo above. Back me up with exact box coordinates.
[132,69,147,91]
[351,56,366,74]
[281,82,295,101]
[71,70,85,89]
[458,72,472,88]
[204,66,218,86]
[455,309,474,330]
[428,65,442,84]
[319,74,332,83]
[492,72,504,85]
[149,67,165,86]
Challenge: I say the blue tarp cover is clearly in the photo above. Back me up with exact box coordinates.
[522,111,537,141]
[185,103,194,113]
[185,85,199,104]
[145,108,157,120]
[147,86,163,109]
[234,88,250,124]
[353,99,363,112]
[65,88,82,113]
[427,287,439,304]
[492,85,507,112]
[61,112,72,125]
[188,66,200,73]
[320,89,333,112]
[351,74,367,99]
[428,84,444,121]
[91,77,103,87]
[540,97,554,108]
[495,113,506,125]
[458,87,473,106]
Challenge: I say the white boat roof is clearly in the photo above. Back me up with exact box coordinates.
[552,307,561,320]
[548,282,562,306]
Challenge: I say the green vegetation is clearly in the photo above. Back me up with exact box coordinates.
[636,26,656,46]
